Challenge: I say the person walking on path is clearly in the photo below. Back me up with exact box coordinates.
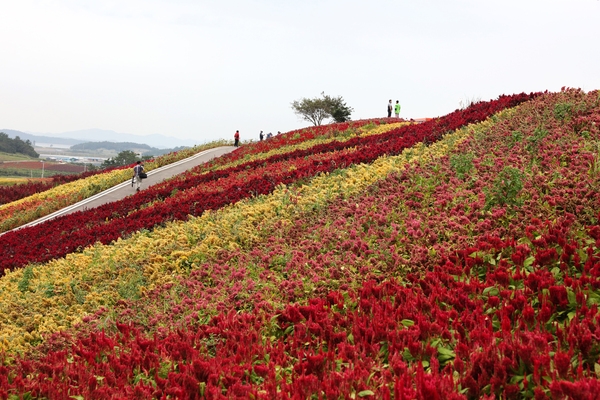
[132,160,145,192]
[387,99,393,118]
[394,100,401,118]
[234,130,240,147]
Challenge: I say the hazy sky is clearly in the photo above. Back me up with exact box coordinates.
[1,0,599,144]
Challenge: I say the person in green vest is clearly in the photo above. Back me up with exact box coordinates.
[394,100,401,118]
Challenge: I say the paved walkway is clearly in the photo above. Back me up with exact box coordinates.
[15,146,236,230]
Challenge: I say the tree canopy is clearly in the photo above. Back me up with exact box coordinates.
[101,150,151,168]
[291,92,354,126]
[0,132,39,158]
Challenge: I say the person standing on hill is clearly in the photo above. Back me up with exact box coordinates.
[387,99,393,118]
[259,130,264,141]
[132,161,145,192]
[234,130,240,147]
[394,100,401,118]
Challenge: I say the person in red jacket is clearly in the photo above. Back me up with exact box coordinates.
[234,130,240,147]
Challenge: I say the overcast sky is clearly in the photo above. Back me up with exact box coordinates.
[1,0,599,144]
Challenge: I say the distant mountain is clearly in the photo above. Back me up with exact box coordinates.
[0,129,85,146]
[1,128,198,149]
[70,141,155,152]
[49,129,197,149]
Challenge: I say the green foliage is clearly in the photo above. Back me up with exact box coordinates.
[43,283,55,297]
[70,281,87,304]
[509,130,523,148]
[484,166,524,211]
[328,95,354,123]
[101,150,141,168]
[117,271,147,300]
[0,132,39,158]
[71,141,153,152]
[291,92,354,126]
[363,121,377,131]
[0,167,75,179]
[0,151,39,162]
[554,102,573,121]
[525,127,548,153]
[449,152,474,179]
[18,266,34,293]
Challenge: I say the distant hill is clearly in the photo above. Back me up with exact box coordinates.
[48,128,197,149]
[70,141,154,152]
[0,132,39,158]
[0,129,84,146]
[1,128,199,149]
[69,141,192,157]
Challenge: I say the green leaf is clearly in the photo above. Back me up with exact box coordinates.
[551,267,561,279]
[523,256,535,270]
[283,325,294,336]
[347,333,354,345]
[401,319,415,327]
[437,346,455,356]
[358,390,375,397]
[587,291,600,306]
[567,288,577,306]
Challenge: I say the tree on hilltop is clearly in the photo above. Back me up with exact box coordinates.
[0,132,39,158]
[291,92,354,126]
[101,150,150,168]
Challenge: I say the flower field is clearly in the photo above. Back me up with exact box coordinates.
[1,89,600,398]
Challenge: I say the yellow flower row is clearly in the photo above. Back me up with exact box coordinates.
[0,169,131,232]
[0,111,514,354]
[0,177,33,185]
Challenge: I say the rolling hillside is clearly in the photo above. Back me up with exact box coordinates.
[1,89,599,398]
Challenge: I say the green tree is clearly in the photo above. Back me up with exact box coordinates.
[101,150,140,168]
[291,92,354,126]
[326,94,353,123]
[0,132,39,158]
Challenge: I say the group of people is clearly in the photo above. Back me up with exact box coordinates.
[234,130,281,146]
[259,130,280,141]
[387,99,401,118]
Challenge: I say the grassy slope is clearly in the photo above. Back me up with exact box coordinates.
[0,152,38,162]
